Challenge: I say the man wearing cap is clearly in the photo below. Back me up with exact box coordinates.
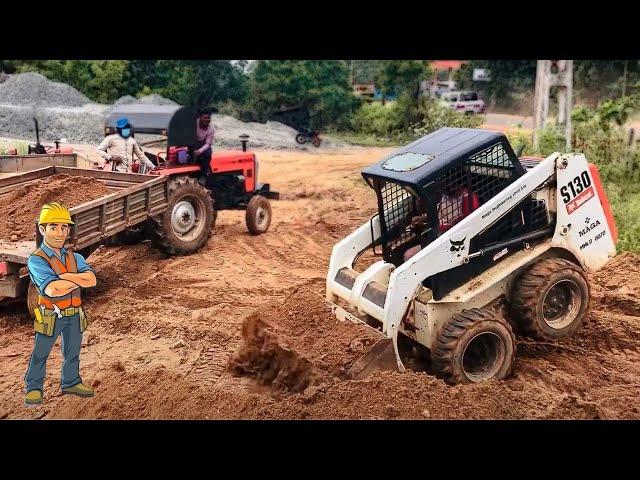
[24,202,97,406]
[96,117,156,173]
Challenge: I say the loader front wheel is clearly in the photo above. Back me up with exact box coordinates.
[246,195,272,235]
[150,176,215,255]
[510,258,590,340]
[432,308,516,385]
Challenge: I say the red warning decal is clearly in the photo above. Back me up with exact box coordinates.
[566,185,595,214]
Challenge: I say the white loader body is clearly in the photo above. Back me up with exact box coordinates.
[327,152,617,357]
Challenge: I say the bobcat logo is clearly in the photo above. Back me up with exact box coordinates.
[450,237,466,253]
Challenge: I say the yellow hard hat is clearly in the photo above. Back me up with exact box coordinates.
[38,202,74,225]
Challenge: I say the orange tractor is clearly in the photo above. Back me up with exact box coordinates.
[103,105,279,254]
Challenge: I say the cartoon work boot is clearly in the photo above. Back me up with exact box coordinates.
[24,389,43,406]
[62,383,95,397]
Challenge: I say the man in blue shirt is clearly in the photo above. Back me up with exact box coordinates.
[24,202,97,406]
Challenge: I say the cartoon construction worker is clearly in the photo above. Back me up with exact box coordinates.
[24,202,97,406]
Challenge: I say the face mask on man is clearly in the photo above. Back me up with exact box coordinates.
[120,128,131,138]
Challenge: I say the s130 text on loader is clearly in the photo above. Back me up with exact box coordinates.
[326,128,618,384]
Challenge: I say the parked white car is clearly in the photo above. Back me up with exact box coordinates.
[439,91,486,114]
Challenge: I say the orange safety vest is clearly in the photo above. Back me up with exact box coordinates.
[32,248,82,309]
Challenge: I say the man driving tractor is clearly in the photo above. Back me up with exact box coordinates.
[194,108,215,183]
[96,117,156,173]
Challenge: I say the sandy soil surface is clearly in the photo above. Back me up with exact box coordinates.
[0,174,108,241]
[0,147,639,420]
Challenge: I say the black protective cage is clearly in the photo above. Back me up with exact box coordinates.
[361,128,552,298]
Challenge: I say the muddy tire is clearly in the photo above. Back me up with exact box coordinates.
[115,225,148,245]
[432,308,516,385]
[510,257,590,340]
[27,281,39,321]
[149,176,215,255]
[246,195,272,235]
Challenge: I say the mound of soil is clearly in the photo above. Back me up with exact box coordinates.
[230,288,381,392]
[0,174,108,241]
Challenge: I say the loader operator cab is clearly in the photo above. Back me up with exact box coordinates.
[362,128,532,268]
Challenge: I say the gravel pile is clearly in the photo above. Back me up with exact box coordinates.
[0,72,91,107]
[0,73,345,149]
[114,94,178,106]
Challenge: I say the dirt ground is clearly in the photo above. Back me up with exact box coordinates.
[1,147,639,420]
[0,174,108,241]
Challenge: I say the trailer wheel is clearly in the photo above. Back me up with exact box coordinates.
[432,308,516,385]
[27,281,39,321]
[246,195,272,235]
[115,225,148,245]
[510,257,590,340]
[295,133,307,145]
[149,176,215,255]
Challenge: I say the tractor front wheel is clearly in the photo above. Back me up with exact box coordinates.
[510,257,590,340]
[149,176,215,255]
[295,133,307,145]
[432,308,516,385]
[245,195,272,235]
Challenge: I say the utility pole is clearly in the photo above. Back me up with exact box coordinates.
[533,60,573,152]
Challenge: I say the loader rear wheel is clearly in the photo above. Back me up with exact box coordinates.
[510,258,590,340]
[432,308,516,385]
[27,281,38,321]
[149,176,215,255]
[246,195,272,235]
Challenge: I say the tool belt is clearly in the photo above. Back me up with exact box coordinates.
[33,305,88,336]
[46,306,81,317]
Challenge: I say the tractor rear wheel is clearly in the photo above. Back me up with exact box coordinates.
[510,257,590,340]
[246,195,272,235]
[149,176,215,255]
[432,308,516,385]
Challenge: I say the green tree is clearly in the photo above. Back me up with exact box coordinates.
[249,60,359,127]
[350,60,383,84]
[0,60,17,73]
[152,60,248,106]
[87,60,130,103]
[454,60,536,105]
[375,60,430,99]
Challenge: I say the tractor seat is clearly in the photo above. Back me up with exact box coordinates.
[438,187,480,233]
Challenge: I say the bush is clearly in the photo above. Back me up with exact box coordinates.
[0,139,28,155]
[216,100,258,123]
[350,95,482,142]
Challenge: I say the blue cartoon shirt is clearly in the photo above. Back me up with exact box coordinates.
[27,243,93,295]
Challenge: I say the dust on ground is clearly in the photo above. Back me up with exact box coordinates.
[0,174,108,241]
[0,148,639,420]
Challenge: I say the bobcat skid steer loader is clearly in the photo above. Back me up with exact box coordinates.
[326,128,618,384]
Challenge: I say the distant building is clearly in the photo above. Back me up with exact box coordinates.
[353,83,376,102]
[422,60,467,98]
